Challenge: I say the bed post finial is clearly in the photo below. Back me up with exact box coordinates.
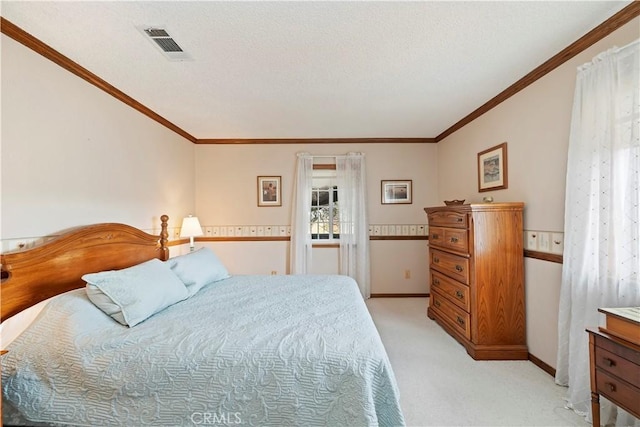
[160,215,169,261]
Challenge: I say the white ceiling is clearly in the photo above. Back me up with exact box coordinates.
[1,1,633,140]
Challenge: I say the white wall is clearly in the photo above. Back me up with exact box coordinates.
[436,18,640,368]
[194,143,438,293]
[1,35,195,241]
[194,143,438,226]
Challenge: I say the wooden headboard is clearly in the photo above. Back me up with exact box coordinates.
[1,215,170,321]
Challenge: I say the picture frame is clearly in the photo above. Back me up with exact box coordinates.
[381,180,412,204]
[257,176,281,207]
[477,142,508,192]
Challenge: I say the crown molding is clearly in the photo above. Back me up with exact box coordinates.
[435,1,640,142]
[195,138,436,144]
[0,17,198,144]
[3,2,638,146]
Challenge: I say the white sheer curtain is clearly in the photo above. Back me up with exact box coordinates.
[290,153,314,274]
[556,40,640,426]
[336,153,371,298]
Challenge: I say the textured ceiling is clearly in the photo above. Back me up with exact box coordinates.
[1,1,633,139]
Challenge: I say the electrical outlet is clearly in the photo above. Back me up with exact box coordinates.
[538,232,551,252]
[271,270,277,275]
[404,269,411,279]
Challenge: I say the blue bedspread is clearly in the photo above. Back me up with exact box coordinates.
[2,274,405,426]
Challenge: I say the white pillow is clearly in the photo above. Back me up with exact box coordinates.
[83,258,188,327]
[166,247,230,295]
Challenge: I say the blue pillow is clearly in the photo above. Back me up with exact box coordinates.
[83,258,189,327]
[166,247,230,295]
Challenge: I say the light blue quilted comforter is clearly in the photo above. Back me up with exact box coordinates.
[2,274,405,426]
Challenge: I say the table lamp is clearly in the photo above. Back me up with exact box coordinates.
[180,215,203,252]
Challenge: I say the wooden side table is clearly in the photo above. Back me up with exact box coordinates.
[587,328,640,426]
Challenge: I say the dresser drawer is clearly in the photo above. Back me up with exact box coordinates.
[428,211,468,229]
[595,333,640,365]
[431,291,471,340]
[595,346,640,386]
[431,270,469,312]
[430,248,470,284]
[429,227,469,254]
[596,369,640,416]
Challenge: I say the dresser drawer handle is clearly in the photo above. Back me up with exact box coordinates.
[450,237,459,243]
[456,316,465,326]
[434,300,441,308]
[431,233,439,239]
[457,218,463,222]
[433,257,440,263]
[605,382,617,392]
[455,290,464,299]
[603,357,616,367]
[433,278,440,285]
[455,265,464,272]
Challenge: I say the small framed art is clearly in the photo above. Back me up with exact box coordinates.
[257,176,281,207]
[478,142,508,192]
[381,180,412,204]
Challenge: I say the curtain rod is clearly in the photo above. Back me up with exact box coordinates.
[297,152,365,159]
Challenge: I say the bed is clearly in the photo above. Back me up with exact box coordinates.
[1,215,405,426]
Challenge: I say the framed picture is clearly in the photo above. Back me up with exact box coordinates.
[257,176,281,207]
[381,180,412,204]
[478,142,508,192]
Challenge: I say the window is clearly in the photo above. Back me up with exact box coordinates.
[310,168,339,240]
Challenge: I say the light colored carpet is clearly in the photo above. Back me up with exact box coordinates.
[366,297,588,427]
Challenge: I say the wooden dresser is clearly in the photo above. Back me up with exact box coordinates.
[424,203,527,360]
[587,307,640,426]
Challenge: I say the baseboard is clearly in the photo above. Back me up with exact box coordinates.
[370,293,430,298]
[528,353,556,377]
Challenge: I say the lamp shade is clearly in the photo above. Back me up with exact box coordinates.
[180,215,203,238]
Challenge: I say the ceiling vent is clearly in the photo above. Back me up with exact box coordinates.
[139,26,192,61]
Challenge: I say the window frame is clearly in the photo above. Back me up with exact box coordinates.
[310,164,339,243]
